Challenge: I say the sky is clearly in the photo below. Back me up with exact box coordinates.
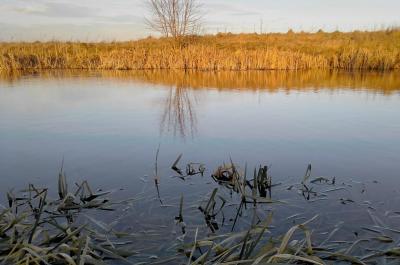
[0,0,399,41]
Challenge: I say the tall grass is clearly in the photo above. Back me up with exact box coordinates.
[1,29,399,72]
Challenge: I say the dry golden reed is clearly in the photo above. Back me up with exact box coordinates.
[1,29,399,72]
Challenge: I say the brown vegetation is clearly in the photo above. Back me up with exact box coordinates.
[1,29,399,72]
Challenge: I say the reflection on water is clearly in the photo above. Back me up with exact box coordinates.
[2,70,399,139]
[2,70,399,94]
[127,70,400,94]
[161,84,197,139]
[0,69,399,193]
[153,70,400,138]
[0,70,399,263]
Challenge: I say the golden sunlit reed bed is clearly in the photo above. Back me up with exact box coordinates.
[1,29,400,72]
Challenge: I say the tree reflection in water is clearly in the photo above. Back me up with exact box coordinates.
[160,84,198,139]
[3,70,399,139]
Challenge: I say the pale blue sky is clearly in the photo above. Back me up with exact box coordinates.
[0,0,399,41]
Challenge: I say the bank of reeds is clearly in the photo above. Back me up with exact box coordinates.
[1,29,400,72]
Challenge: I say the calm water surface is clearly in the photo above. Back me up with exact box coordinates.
[0,70,399,262]
[1,71,399,190]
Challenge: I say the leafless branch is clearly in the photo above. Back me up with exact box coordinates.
[144,0,203,40]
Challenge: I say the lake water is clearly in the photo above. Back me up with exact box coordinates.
[0,70,400,262]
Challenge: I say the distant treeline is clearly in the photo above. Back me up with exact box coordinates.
[1,29,399,72]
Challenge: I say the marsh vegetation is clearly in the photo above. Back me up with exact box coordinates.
[1,1,399,264]
[3,156,400,264]
[1,29,400,72]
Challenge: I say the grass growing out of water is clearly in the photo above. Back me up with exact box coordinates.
[170,155,400,264]
[1,29,400,72]
[0,166,138,265]
[3,156,400,264]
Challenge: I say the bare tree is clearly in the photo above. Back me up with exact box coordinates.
[145,0,202,40]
